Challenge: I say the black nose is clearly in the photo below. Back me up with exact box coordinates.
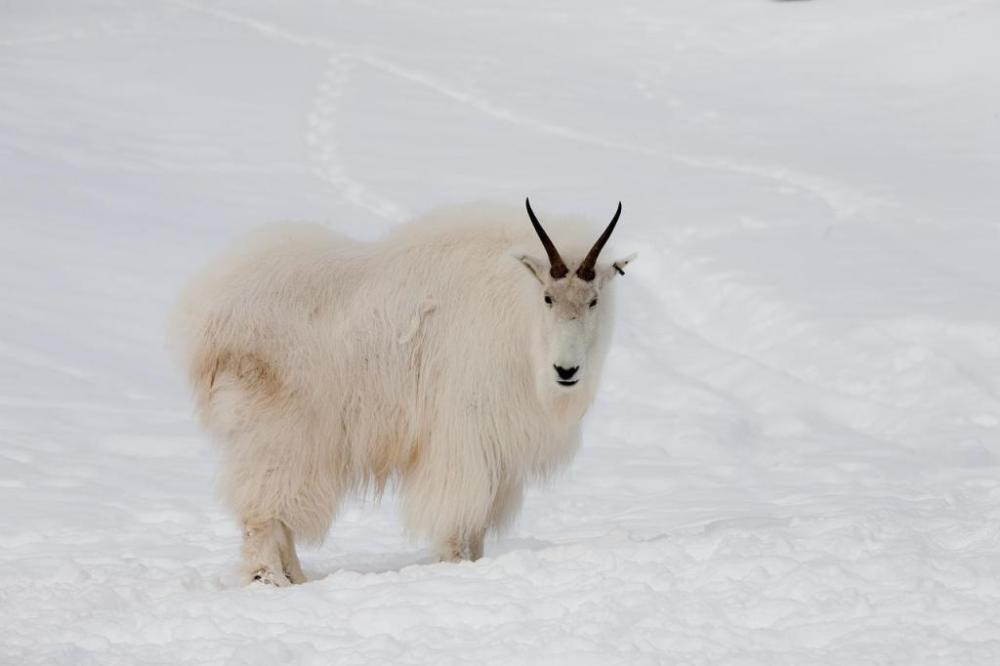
[554,365,579,380]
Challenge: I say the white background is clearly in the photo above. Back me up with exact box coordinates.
[2,1,999,663]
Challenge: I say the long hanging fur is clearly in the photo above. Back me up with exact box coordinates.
[169,203,619,563]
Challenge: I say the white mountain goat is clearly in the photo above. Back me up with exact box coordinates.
[169,200,635,585]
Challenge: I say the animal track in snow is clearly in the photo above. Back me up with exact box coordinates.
[306,54,407,222]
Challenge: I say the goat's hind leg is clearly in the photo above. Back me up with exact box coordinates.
[241,518,293,586]
[279,522,306,584]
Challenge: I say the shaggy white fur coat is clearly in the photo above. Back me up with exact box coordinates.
[170,203,619,581]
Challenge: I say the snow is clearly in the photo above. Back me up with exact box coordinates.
[2,0,1000,663]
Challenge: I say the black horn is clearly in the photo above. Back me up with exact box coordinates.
[576,202,622,281]
[525,198,569,279]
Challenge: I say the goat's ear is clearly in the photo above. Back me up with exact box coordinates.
[515,254,548,284]
[598,252,638,287]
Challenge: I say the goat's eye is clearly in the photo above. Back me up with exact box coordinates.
[589,298,598,308]
[544,295,553,305]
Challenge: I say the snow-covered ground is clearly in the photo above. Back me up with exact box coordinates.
[3,0,1000,663]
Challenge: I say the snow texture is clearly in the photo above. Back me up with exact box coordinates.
[2,1,1000,664]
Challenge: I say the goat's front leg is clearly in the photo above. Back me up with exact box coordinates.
[435,528,484,563]
[433,481,522,562]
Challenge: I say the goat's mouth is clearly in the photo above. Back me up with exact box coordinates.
[556,379,579,387]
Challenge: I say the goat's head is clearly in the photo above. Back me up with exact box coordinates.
[517,198,636,393]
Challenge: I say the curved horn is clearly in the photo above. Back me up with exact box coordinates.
[525,198,569,279]
[576,201,622,281]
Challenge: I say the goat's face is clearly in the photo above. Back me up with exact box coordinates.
[518,199,635,392]
[519,268,626,390]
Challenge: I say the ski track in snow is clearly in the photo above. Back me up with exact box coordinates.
[2,0,1000,664]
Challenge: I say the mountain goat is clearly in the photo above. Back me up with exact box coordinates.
[170,200,634,585]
